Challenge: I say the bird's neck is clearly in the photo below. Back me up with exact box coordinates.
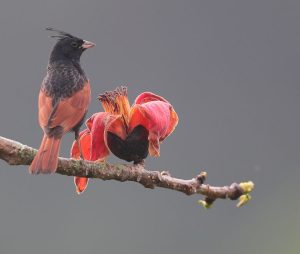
[48,56,83,70]
[49,53,81,64]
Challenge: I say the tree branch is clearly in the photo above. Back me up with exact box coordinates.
[0,136,254,207]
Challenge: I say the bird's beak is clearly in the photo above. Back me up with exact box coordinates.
[82,40,96,49]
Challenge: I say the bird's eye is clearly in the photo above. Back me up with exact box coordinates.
[71,41,78,48]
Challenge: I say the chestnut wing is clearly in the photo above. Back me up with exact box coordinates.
[38,81,91,133]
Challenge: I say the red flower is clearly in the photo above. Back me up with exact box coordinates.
[70,129,91,194]
[71,87,178,194]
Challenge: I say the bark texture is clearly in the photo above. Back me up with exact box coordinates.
[0,136,254,207]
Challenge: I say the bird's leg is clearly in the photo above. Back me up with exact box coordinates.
[75,130,84,160]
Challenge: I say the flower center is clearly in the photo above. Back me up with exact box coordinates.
[98,86,131,127]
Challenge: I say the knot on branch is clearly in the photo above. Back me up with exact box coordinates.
[227,183,244,200]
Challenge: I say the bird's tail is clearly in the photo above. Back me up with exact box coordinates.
[29,135,61,174]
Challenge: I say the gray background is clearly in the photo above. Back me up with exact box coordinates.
[0,0,299,253]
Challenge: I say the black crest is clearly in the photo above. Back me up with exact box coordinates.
[46,27,77,40]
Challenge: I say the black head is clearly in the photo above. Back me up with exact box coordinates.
[47,27,95,63]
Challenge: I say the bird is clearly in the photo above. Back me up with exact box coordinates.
[29,27,95,174]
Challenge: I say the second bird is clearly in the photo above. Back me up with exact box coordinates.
[29,28,95,174]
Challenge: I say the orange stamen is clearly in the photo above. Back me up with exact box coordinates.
[98,86,131,130]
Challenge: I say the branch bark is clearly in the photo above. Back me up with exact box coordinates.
[0,136,254,207]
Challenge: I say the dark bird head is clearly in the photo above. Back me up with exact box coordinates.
[47,27,95,63]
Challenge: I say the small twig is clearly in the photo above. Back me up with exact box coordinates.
[0,136,254,207]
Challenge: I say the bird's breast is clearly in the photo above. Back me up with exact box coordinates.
[42,62,87,99]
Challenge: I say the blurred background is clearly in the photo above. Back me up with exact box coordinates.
[0,0,299,253]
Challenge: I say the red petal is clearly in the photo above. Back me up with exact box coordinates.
[134,92,170,104]
[105,115,127,140]
[129,93,178,157]
[70,129,91,194]
[74,176,89,194]
[134,91,179,140]
[89,112,112,161]
[163,105,178,142]
[85,113,99,131]
[70,129,91,159]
